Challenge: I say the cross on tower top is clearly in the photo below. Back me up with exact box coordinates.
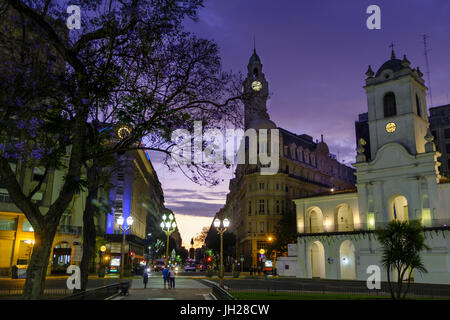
[389,42,396,59]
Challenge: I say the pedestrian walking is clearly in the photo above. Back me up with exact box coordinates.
[169,267,176,289]
[143,272,149,289]
[162,266,170,289]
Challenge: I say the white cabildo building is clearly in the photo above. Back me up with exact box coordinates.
[292,50,450,284]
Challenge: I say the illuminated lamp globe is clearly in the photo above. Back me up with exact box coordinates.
[126,216,134,226]
[213,218,220,228]
[223,218,230,228]
[116,216,124,226]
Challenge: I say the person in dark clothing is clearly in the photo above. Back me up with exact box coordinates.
[162,266,169,289]
[143,272,149,289]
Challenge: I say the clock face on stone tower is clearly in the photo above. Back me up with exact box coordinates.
[385,122,397,133]
[251,81,262,91]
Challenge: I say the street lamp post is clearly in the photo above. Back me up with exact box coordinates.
[160,213,177,266]
[268,236,276,275]
[213,217,230,288]
[117,215,134,280]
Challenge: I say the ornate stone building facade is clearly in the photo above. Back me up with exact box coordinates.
[292,51,450,284]
[216,50,355,269]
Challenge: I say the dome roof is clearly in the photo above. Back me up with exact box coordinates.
[375,58,405,77]
[316,141,329,154]
[248,118,276,130]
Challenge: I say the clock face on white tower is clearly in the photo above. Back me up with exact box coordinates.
[251,81,262,91]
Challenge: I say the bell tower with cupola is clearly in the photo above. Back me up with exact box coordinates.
[364,49,429,159]
[242,49,272,129]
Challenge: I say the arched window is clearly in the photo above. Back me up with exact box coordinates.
[416,94,422,117]
[253,68,258,77]
[383,92,397,117]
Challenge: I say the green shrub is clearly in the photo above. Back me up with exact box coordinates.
[124,265,132,277]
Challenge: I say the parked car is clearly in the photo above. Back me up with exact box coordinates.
[185,264,196,272]
[153,259,165,272]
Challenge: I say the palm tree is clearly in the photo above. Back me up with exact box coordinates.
[375,219,429,300]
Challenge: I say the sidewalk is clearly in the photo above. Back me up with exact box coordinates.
[113,276,214,300]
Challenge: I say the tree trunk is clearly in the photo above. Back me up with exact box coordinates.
[387,267,395,300]
[22,227,57,299]
[396,266,403,300]
[78,165,99,292]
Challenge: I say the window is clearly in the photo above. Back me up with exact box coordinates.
[298,149,303,162]
[257,241,267,250]
[276,200,280,214]
[259,199,265,214]
[22,219,34,232]
[248,201,252,216]
[248,222,252,233]
[60,210,72,228]
[446,144,450,154]
[259,222,264,233]
[446,128,450,139]
[416,94,422,117]
[259,183,264,190]
[383,92,397,117]
[32,167,45,182]
[0,216,16,231]
[276,184,279,190]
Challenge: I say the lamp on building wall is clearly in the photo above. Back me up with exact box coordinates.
[160,213,177,266]
[213,217,230,288]
[117,215,134,280]
[267,236,277,276]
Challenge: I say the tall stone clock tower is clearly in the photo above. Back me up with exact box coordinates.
[242,49,273,129]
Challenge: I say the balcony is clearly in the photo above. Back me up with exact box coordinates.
[298,219,450,237]
[57,225,82,235]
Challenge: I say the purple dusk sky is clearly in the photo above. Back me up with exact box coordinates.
[153,0,450,246]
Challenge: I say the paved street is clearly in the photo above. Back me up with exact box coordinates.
[113,275,213,300]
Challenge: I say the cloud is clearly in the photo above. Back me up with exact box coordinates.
[166,200,223,217]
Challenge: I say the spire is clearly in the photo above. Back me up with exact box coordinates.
[365,65,374,78]
[401,54,411,67]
